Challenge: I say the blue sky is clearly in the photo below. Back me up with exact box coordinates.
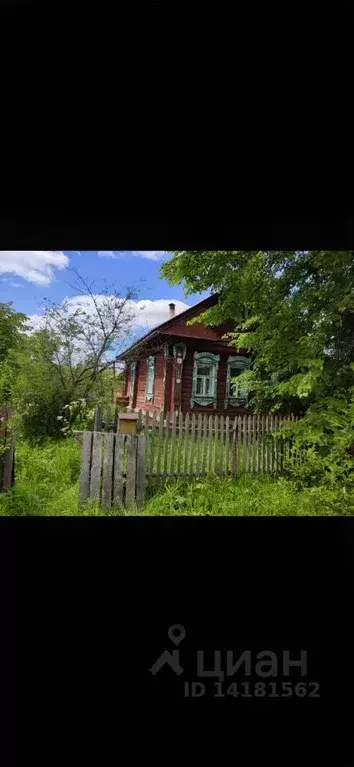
[0,251,209,340]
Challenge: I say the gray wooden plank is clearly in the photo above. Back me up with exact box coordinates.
[170,411,177,477]
[213,415,219,475]
[189,413,196,476]
[79,431,93,503]
[219,415,224,475]
[273,415,279,473]
[177,411,184,474]
[126,435,138,506]
[183,413,190,475]
[225,416,230,475]
[136,435,146,508]
[196,413,203,477]
[163,411,170,477]
[156,411,164,485]
[113,434,125,506]
[260,415,265,473]
[265,415,269,474]
[149,411,157,478]
[269,415,274,473]
[208,415,213,474]
[242,415,247,472]
[202,414,208,476]
[231,417,237,476]
[106,406,112,432]
[102,432,114,507]
[90,432,103,501]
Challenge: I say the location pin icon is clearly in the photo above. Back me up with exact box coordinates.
[168,624,186,645]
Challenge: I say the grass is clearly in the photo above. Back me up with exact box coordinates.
[0,438,352,516]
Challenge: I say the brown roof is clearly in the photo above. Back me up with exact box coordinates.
[116,293,219,361]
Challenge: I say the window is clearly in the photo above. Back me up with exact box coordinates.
[145,356,155,401]
[128,361,136,397]
[191,352,220,408]
[225,355,249,408]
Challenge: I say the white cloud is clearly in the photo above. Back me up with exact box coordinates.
[97,250,166,261]
[27,296,190,334]
[130,298,189,328]
[134,251,165,261]
[0,251,69,285]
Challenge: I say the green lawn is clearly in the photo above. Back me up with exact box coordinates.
[0,438,352,516]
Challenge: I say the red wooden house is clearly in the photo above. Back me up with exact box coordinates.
[116,294,250,417]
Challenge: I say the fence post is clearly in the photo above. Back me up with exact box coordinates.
[94,406,102,432]
[79,432,93,503]
[136,434,146,508]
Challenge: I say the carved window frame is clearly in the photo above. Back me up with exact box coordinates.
[128,361,137,397]
[145,356,155,401]
[225,355,249,408]
[190,351,220,408]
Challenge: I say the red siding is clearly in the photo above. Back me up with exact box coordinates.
[167,316,235,341]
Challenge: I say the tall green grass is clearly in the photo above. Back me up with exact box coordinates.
[0,438,352,516]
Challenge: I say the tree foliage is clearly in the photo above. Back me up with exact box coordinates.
[0,271,137,440]
[161,251,354,491]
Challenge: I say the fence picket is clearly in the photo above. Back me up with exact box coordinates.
[255,415,260,473]
[106,406,111,431]
[149,411,157,478]
[126,435,138,506]
[102,432,114,507]
[170,411,177,477]
[196,414,203,477]
[90,432,103,500]
[269,415,274,473]
[208,415,213,474]
[113,434,125,506]
[242,415,247,472]
[136,434,146,507]
[202,414,208,476]
[231,417,237,476]
[163,411,170,478]
[177,411,184,475]
[274,415,279,474]
[249,416,254,473]
[219,415,224,475]
[183,413,190,476]
[213,415,219,475]
[225,416,230,475]
[156,411,164,484]
[189,413,196,476]
[79,432,93,502]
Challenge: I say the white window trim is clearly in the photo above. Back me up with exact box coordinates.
[225,355,249,408]
[145,356,155,401]
[190,351,220,408]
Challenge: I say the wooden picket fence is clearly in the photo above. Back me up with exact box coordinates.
[81,410,298,508]
[0,407,15,492]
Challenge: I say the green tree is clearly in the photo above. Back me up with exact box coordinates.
[1,271,138,440]
[0,302,28,403]
[160,251,354,489]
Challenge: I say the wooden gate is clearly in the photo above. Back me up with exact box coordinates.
[79,431,146,508]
